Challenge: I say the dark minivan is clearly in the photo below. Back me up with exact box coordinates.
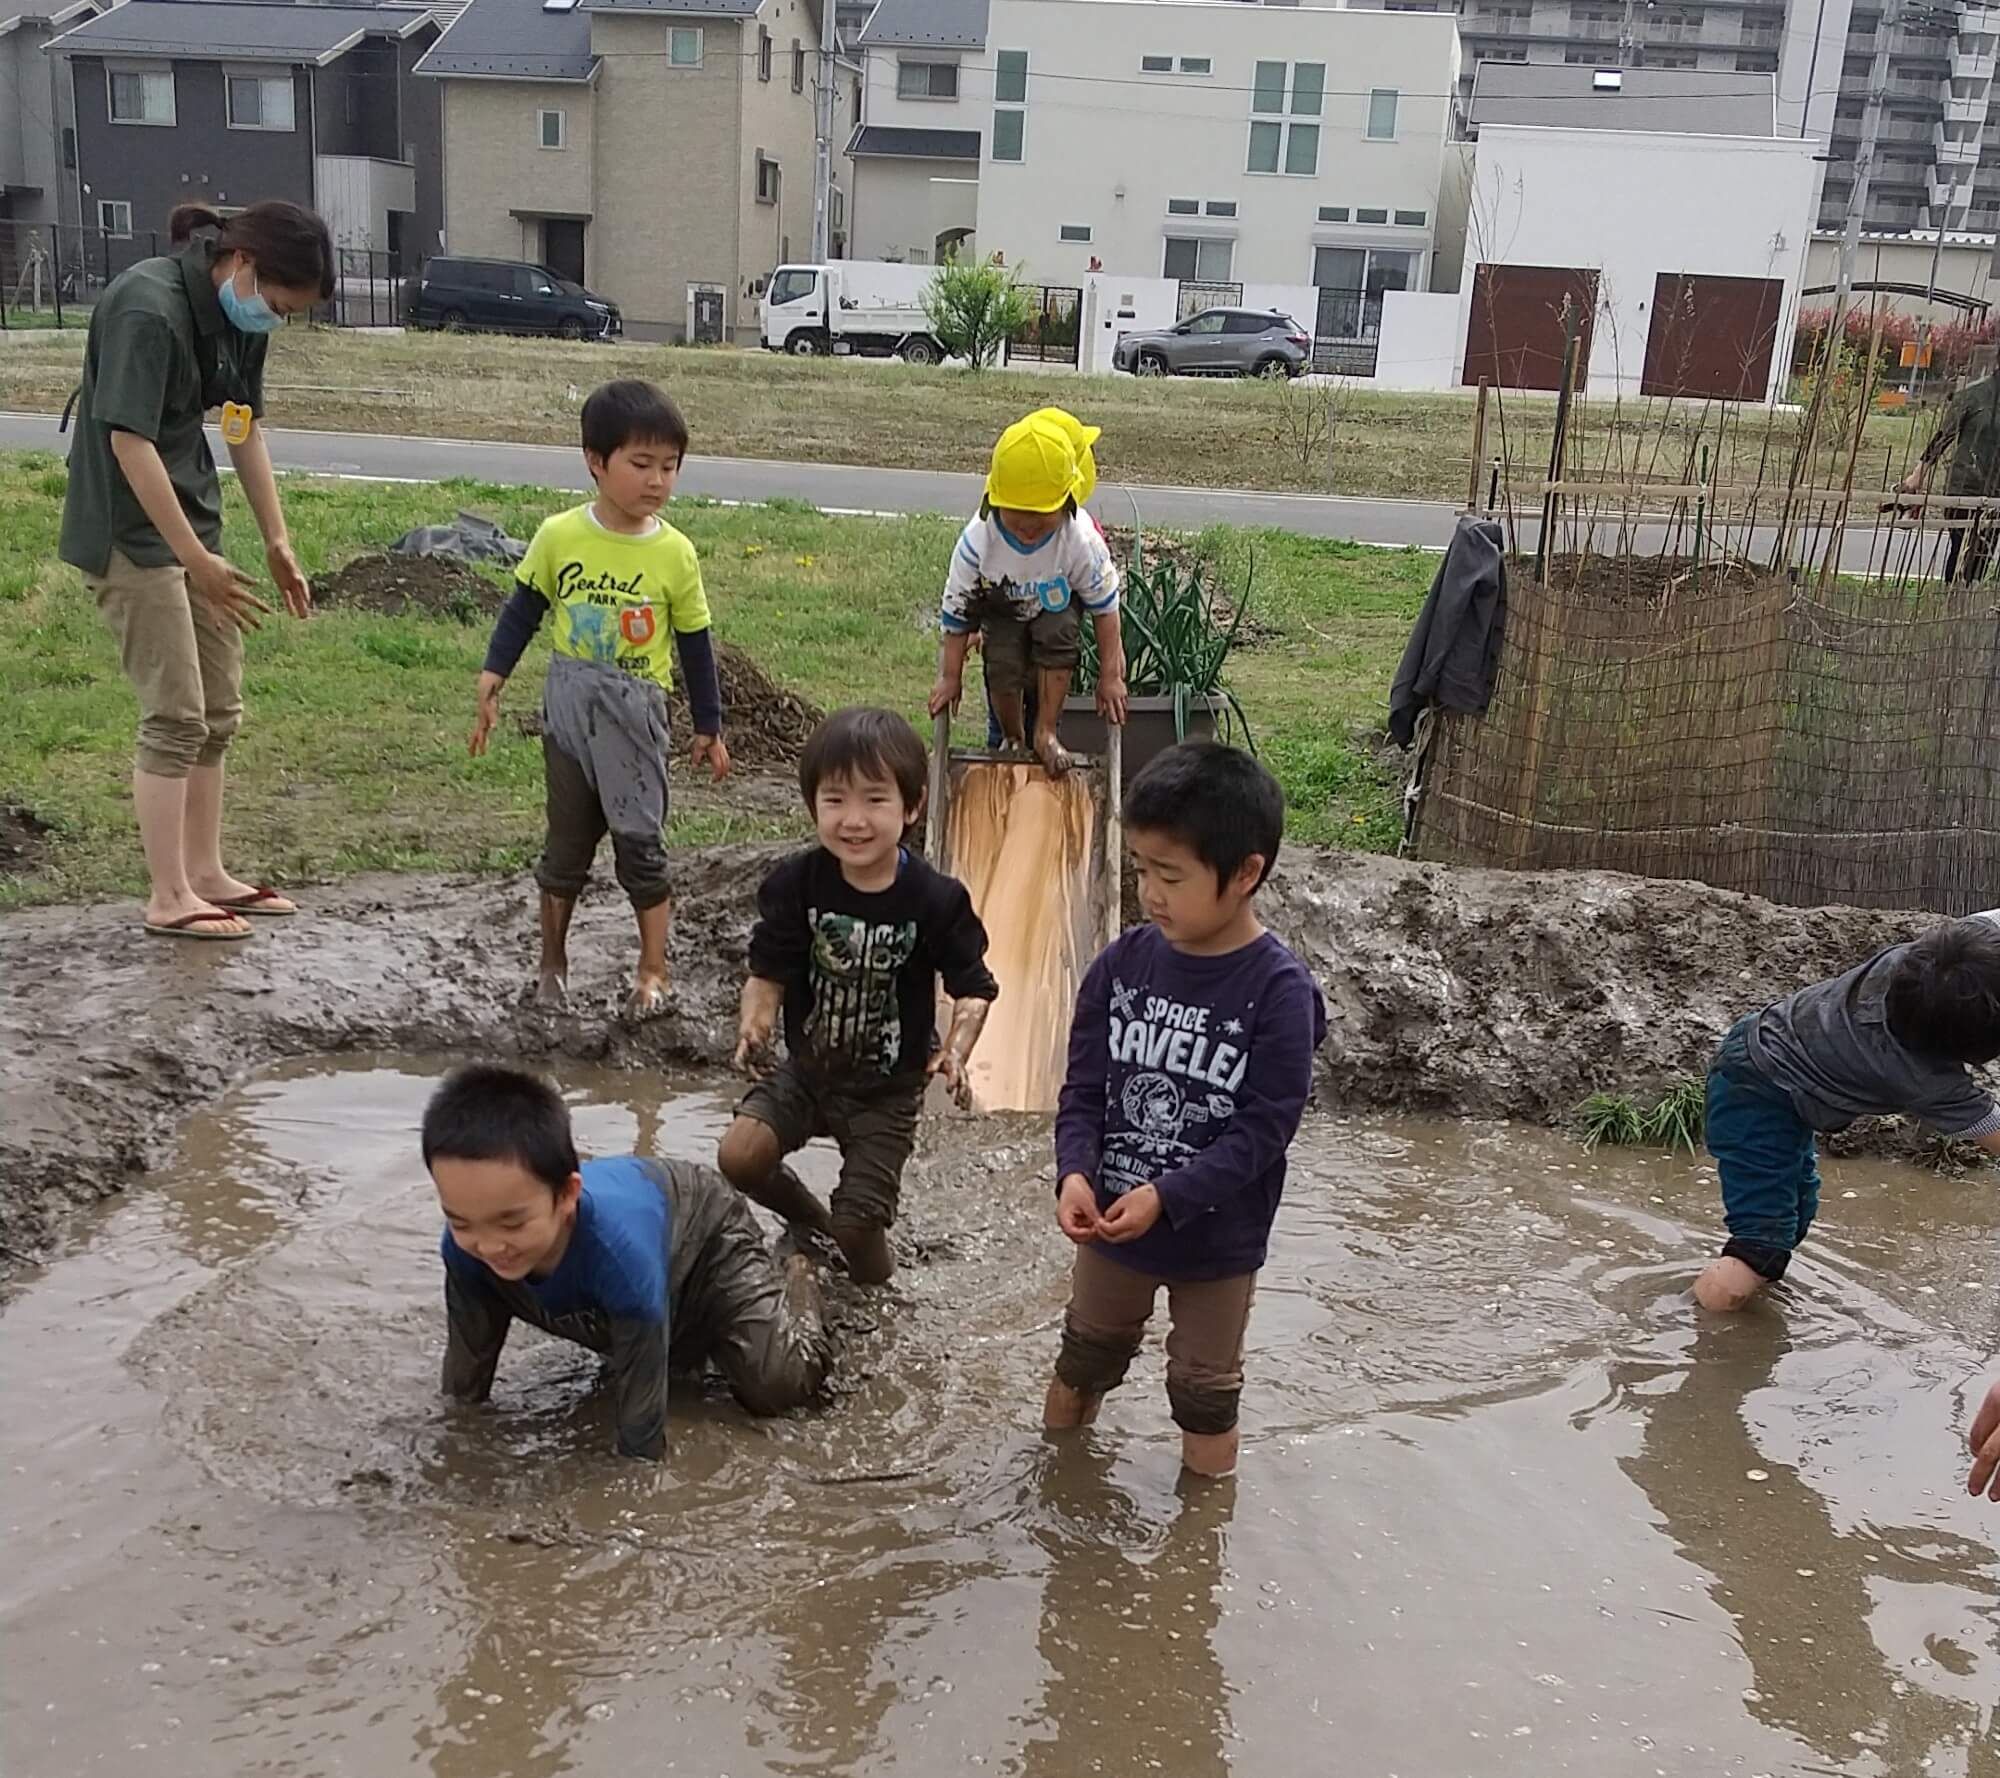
[405,257,621,339]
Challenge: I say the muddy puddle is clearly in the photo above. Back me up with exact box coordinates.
[3,1057,1997,1778]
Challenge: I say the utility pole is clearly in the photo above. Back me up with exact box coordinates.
[1832,0,1901,322]
[810,0,836,262]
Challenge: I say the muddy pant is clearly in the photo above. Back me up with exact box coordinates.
[87,548,244,778]
[1707,1015,1819,1282]
[673,1167,829,1414]
[1054,1245,1258,1435]
[535,652,671,909]
[961,586,1081,699]
[736,1059,923,1232]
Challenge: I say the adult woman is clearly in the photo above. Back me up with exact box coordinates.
[59,200,334,939]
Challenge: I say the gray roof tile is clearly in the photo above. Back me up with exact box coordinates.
[847,122,978,158]
[47,0,432,63]
[417,0,595,80]
[857,0,984,50]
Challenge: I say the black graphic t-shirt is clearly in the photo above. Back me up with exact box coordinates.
[1055,924,1327,1280]
[748,847,998,1079]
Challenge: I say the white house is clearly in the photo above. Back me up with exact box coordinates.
[849,0,1461,330]
[1397,63,1821,402]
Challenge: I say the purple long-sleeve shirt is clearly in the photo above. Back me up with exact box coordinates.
[1055,925,1327,1280]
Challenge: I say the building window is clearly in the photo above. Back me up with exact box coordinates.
[831,186,846,228]
[61,125,76,170]
[228,71,295,131]
[1317,204,1350,222]
[1356,206,1389,223]
[97,198,132,237]
[1180,55,1212,74]
[1164,236,1233,282]
[758,26,772,82]
[898,60,959,99]
[1060,223,1092,242]
[993,48,1027,161]
[1168,196,1200,215]
[1394,208,1427,226]
[1367,89,1399,140]
[107,65,173,125]
[1142,53,1173,72]
[670,26,701,66]
[792,40,805,93]
[1205,199,1237,216]
[539,108,565,149]
[756,151,779,204]
[1249,62,1322,174]
[1312,244,1419,300]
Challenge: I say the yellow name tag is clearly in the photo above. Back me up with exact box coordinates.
[220,401,253,446]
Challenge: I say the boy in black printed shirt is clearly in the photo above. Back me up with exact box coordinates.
[719,708,997,1285]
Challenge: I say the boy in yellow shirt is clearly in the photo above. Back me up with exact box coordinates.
[470,380,729,1017]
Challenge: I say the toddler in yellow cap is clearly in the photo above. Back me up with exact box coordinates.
[928,408,1128,775]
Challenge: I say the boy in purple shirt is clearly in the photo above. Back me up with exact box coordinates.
[1045,742,1327,1478]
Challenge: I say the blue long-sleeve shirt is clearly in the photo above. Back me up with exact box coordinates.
[441,1155,680,1458]
[1054,925,1327,1280]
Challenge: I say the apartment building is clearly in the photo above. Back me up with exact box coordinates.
[1,0,99,238]
[419,0,832,339]
[1349,0,2000,236]
[850,0,1461,307]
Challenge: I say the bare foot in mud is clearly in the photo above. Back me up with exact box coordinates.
[1693,1256,1766,1312]
[834,1223,894,1287]
[532,969,569,1011]
[623,974,670,1022]
[1033,731,1073,777]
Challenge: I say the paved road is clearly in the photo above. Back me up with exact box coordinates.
[0,409,1911,569]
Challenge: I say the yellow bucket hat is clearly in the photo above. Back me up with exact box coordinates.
[985,408,1101,513]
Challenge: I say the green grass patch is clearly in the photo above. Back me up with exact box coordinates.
[1577,1076,1707,1153]
[0,450,1424,905]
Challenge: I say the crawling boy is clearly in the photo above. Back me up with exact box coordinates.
[1694,910,2000,1311]
[425,1064,826,1458]
[719,707,997,1285]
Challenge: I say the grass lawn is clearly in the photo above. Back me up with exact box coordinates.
[0,450,1430,907]
[0,325,1941,504]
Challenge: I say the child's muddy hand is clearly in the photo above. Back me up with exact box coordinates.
[733,1026,776,1077]
[927,1049,975,1110]
[470,671,505,757]
[1098,1183,1162,1244]
[692,733,731,782]
[1056,1174,1103,1243]
[1097,674,1129,725]
[928,675,963,718]
[1969,1378,2000,1500]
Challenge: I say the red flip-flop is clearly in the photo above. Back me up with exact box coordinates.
[144,909,253,942]
[214,885,297,917]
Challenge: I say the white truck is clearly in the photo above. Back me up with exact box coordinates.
[759,261,945,363]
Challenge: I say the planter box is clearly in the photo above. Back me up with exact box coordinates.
[1062,692,1219,786]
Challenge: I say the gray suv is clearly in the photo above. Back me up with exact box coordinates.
[1113,308,1311,379]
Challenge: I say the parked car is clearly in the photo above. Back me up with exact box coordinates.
[1112,309,1311,379]
[405,257,622,340]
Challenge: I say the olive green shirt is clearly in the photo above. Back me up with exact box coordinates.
[1926,375,2000,498]
[58,239,268,576]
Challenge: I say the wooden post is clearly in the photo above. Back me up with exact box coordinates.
[1533,304,1582,585]
[926,709,951,867]
[1467,378,1490,513]
[1103,721,1123,949]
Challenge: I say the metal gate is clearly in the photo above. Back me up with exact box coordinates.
[1006,285,1081,365]
[1312,285,1381,377]
[1177,279,1243,320]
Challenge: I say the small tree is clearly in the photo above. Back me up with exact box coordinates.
[921,255,1034,370]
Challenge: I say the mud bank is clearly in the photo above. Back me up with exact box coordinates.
[0,845,1958,1273]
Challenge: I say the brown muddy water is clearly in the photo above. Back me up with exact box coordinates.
[3,1058,1997,1778]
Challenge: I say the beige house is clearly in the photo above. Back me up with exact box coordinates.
[418,0,829,341]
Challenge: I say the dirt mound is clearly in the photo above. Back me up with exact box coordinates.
[314,554,503,621]
[0,805,51,877]
[4,844,1981,1276]
[1539,553,1774,603]
[513,641,824,770]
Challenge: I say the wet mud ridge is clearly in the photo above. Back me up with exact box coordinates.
[0,846,1942,1274]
